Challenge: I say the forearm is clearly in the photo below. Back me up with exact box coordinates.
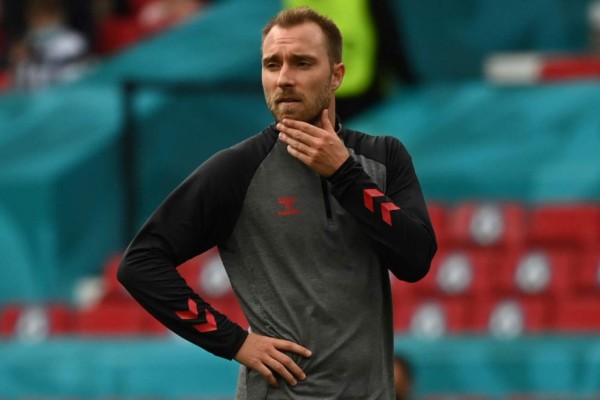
[118,240,248,360]
[328,157,437,282]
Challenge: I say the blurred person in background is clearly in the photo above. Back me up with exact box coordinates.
[7,0,92,91]
[0,2,7,87]
[62,0,95,48]
[0,0,24,75]
[393,353,414,400]
[118,6,436,399]
[89,0,130,18]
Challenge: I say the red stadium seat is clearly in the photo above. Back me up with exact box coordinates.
[95,16,145,55]
[447,202,527,251]
[94,248,247,334]
[573,249,600,295]
[0,303,73,339]
[527,203,600,251]
[393,297,471,337]
[427,203,449,250]
[177,249,218,288]
[551,297,600,332]
[73,302,166,336]
[411,250,497,299]
[179,249,248,329]
[100,253,131,304]
[0,69,11,92]
[471,297,550,337]
[494,249,573,299]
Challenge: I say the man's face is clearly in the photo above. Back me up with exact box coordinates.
[262,22,342,124]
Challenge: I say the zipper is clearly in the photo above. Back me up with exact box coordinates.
[320,177,333,220]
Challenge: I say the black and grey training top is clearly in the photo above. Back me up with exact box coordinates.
[118,122,437,399]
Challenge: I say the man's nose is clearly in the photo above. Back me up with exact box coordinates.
[277,64,294,87]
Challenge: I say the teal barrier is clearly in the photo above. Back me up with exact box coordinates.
[128,86,272,228]
[0,0,279,305]
[350,81,600,204]
[0,85,125,303]
[0,337,239,397]
[393,0,590,82]
[1,335,599,397]
[395,335,600,396]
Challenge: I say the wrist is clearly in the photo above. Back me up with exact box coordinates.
[327,155,354,181]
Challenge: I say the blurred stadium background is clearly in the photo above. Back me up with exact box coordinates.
[1,0,600,398]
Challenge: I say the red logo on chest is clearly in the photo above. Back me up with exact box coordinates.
[277,197,301,216]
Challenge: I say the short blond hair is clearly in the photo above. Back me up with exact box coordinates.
[262,7,343,65]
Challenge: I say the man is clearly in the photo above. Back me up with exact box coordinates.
[118,7,436,399]
[393,354,414,400]
[8,0,91,91]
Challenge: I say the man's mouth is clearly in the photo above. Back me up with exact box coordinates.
[276,96,301,104]
[278,99,299,104]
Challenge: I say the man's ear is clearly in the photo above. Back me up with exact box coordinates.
[331,63,345,91]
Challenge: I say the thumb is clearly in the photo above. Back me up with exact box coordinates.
[321,109,334,132]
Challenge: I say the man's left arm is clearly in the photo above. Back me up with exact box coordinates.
[327,139,437,282]
[278,111,437,282]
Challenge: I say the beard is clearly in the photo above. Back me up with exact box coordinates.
[265,77,332,125]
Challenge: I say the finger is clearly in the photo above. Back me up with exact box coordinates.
[273,339,313,358]
[277,123,300,144]
[292,140,315,157]
[280,128,306,144]
[255,363,279,388]
[280,119,321,138]
[265,357,298,387]
[286,143,310,163]
[272,351,307,382]
[279,131,315,153]
[278,131,300,151]
[278,124,309,144]
[321,109,333,131]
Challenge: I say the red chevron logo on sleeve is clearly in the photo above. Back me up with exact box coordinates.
[363,189,401,226]
[175,298,217,333]
[363,188,384,212]
[381,202,400,226]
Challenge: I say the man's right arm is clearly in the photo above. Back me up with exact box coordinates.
[118,148,250,359]
[117,133,311,386]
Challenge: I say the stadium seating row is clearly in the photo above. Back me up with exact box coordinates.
[392,291,600,338]
[401,202,600,337]
[415,248,599,298]
[0,301,166,339]
[1,202,598,340]
[0,249,244,340]
[430,202,600,252]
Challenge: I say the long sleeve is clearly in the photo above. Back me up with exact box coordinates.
[118,130,277,359]
[328,134,437,282]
